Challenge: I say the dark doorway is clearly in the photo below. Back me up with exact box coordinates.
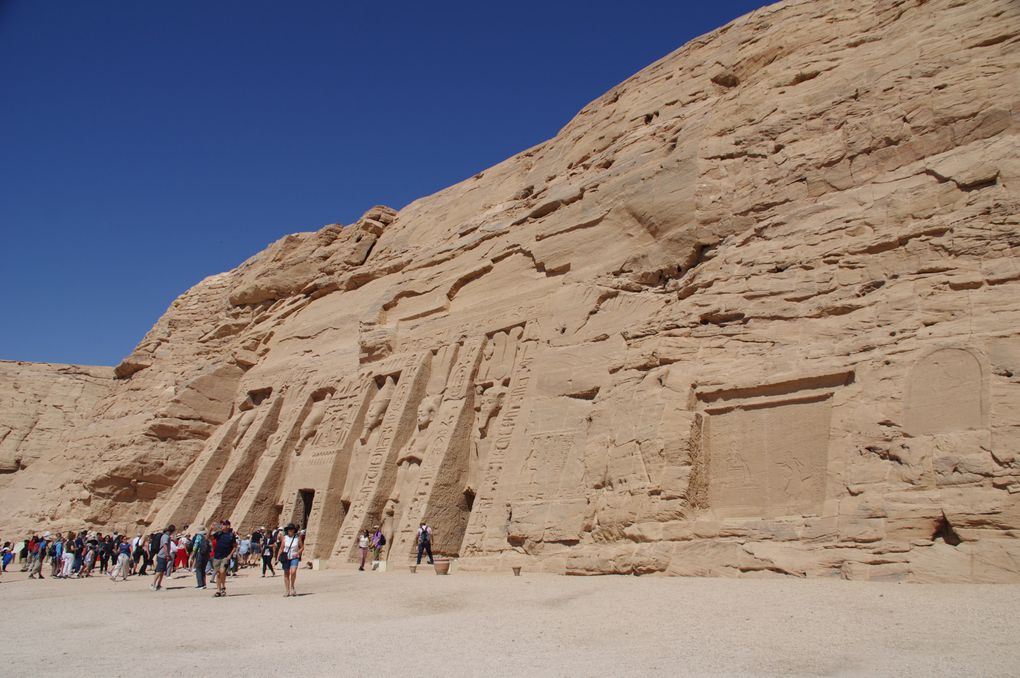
[298,489,315,529]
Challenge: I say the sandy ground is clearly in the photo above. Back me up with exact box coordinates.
[1,563,1018,677]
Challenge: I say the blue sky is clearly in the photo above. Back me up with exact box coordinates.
[0,0,770,366]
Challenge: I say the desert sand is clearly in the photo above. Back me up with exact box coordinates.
[1,566,1018,676]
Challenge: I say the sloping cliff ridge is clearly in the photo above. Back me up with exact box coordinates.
[2,0,1018,581]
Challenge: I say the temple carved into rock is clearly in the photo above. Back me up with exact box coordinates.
[2,0,1018,581]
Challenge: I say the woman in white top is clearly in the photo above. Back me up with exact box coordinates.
[60,541,74,578]
[275,523,304,597]
[358,530,370,571]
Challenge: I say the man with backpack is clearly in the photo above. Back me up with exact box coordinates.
[49,533,63,577]
[192,527,211,589]
[150,524,174,591]
[416,522,434,566]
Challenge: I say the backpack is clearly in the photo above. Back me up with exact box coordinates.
[197,535,211,556]
[378,533,386,547]
[419,528,430,545]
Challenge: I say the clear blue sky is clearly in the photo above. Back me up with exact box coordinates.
[0,0,770,366]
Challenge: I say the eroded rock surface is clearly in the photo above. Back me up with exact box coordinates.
[2,0,1018,581]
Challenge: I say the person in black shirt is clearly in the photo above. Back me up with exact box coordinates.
[211,519,238,598]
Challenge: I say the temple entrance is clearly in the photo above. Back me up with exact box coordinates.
[296,489,315,529]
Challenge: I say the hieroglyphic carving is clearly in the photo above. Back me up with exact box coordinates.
[303,378,379,559]
[522,432,575,500]
[706,395,832,518]
[303,380,367,465]
[331,353,428,559]
[387,340,484,559]
[508,429,586,545]
[461,338,536,554]
[397,304,541,354]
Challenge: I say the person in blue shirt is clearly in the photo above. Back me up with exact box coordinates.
[50,536,64,577]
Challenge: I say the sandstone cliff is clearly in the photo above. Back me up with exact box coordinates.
[1,0,1018,581]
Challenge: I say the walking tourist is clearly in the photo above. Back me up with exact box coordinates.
[192,527,210,589]
[150,525,174,591]
[238,534,251,568]
[261,535,275,577]
[109,539,131,581]
[211,520,237,597]
[276,523,304,597]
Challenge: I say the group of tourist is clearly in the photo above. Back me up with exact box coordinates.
[4,520,308,597]
[4,520,439,596]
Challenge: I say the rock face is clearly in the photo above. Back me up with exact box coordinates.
[0,362,113,474]
[1,0,1018,581]
[0,361,114,525]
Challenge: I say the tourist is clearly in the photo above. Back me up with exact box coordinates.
[416,522,434,566]
[167,535,178,577]
[358,529,370,571]
[251,527,263,563]
[1,541,13,571]
[370,525,385,569]
[109,539,131,581]
[192,527,211,589]
[71,531,84,575]
[173,534,190,572]
[261,535,275,577]
[27,534,46,579]
[211,519,237,597]
[275,523,304,597]
[150,524,174,591]
[148,531,160,570]
[238,534,251,568]
[132,533,149,576]
[50,533,63,577]
[60,539,74,578]
[98,534,112,575]
[81,536,97,577]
